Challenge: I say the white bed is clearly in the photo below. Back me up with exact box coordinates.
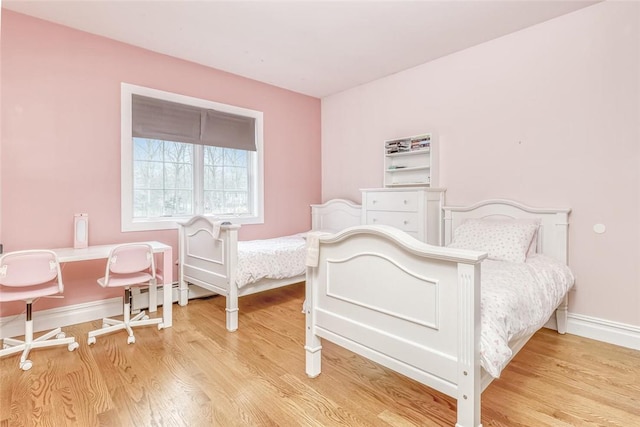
[304,199,574,427]
[177,198,361,331]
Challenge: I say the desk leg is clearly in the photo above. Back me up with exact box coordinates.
[162,247,173,328]
[148,278,158,313]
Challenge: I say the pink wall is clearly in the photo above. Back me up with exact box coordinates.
[321,2,640,327]
[0,7,3,247]
[1,11,321,316]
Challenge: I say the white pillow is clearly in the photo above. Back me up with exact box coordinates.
[448,218,540,263]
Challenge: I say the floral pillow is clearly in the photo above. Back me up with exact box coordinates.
[448,218,540,263]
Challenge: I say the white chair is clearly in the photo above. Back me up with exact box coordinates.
[0,250,79,371]
[88,243,163,345]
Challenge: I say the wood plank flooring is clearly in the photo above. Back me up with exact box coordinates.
[1,283,639,426]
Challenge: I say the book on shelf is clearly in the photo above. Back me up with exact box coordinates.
[385,138,411,154]
[410,134,431,150]
[386,135,431,154]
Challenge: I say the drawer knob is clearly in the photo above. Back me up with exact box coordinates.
[372,218,377,222]
[403,220,408,225]
[403,200,408,204]
[372,200,377,204]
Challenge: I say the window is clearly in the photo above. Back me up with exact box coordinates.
[121,84,264,231]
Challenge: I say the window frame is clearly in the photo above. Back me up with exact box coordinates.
[121,83,264,232]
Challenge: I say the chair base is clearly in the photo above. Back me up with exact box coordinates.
[0,327,79,371]
[87,310,163,345]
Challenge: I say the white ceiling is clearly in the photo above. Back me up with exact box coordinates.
[3,0,599,98]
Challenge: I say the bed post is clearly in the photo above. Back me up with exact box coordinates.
[443,208,454,246]
[225,227,240,332]
[456,262,483,427]
[177,223,189,306]
[304,266,322,378]
[554,210,571,335]
[556,294,569,334]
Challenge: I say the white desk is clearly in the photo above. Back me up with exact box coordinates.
[52,241,174,328]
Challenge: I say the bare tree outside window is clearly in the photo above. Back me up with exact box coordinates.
[204,147,250,214]
[133,138,250,218]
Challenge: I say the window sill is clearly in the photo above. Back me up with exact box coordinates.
[122,214,264,232]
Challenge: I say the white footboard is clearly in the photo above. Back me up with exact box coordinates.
[305,225,487,427]
[178,217,243,330]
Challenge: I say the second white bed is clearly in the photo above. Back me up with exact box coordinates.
[177,198,361,331]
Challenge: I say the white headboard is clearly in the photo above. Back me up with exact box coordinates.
[443,199,571,263]
[311,199,361,232]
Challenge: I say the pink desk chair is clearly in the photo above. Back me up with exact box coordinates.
[88,243,163,345]
[0,250,80,371]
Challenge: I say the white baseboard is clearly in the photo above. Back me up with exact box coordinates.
[131,283,215,311]
[0,297,122,340]
[0,284,214,340]
[545,312,640,351]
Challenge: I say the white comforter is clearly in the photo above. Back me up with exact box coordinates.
[236,234,307,288]
[481,254,574,378]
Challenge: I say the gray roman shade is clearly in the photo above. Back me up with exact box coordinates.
[132,95,257,151]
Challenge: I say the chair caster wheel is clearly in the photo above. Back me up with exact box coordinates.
[20,360,33,371]
[68,342,80,351]
[142,315,150,320]
[56,332,66,339]
[102,323,109,329]
[158,323,164,330]
[127,336,136,344]
[3,344,10,350]
[87,337,96,346]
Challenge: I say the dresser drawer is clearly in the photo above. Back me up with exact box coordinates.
[364,191,419,212]
[365,211,420,232]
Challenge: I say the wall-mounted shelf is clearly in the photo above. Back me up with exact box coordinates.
[384,133,436,187]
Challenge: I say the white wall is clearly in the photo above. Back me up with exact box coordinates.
[321,1,640,327]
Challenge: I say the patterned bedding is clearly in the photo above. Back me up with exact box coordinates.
[481,254,574,378]
[236,233,572,378]
[235,234,307,288]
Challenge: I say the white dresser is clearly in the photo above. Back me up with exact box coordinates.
[360,187,446,245]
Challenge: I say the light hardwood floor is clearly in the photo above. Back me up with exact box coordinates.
[1,283,639,426]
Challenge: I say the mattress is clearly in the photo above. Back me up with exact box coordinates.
[235,234,307,288]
